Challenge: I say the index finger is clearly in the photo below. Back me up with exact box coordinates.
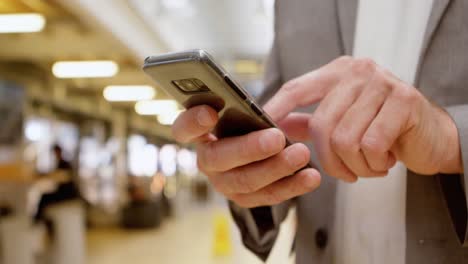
[263,56,352,122]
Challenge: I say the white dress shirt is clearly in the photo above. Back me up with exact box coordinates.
[334,1,433,263]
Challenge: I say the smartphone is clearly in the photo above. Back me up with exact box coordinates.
[143,49,314,167]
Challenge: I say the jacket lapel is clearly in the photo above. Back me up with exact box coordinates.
[421,0,452,59]
[336,0,358,55]
[415,0,453,83]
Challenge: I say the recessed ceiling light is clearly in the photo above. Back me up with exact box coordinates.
[0,13,46,33]
[103,85,156,102]
[134,100,179,116]
[52,61,119,78]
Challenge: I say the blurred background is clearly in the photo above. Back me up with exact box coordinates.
[0,0,296,263]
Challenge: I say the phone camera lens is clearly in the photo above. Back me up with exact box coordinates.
[172,78,210,93]
[181,80,198,91]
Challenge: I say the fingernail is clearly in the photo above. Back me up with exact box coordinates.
[197,108,215,127]
[259,129,283,153]
[285,146,306,167]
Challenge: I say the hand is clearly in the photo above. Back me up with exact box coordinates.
[171,105,321,208]
[265,56,463,182]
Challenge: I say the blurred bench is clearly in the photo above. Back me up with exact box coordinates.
[0,200,85,264]
[45,200,85,264]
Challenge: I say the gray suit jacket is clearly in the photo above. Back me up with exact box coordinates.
[230,0,468,263]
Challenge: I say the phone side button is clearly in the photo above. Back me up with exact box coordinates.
[250,103,263,116]
[224,76,247,100]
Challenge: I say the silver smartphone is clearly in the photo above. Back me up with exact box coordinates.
[143,49,314,168]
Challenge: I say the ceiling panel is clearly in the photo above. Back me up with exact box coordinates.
[130,0,275,60]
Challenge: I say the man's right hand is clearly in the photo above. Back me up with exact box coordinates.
[172,105,321,208]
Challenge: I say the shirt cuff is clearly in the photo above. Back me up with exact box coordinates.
[229,202,277,260]
[443,105,468,246]
[228,200,292,260]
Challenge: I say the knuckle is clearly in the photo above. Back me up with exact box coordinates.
[331,130,355,153]
[308,115,326,136]
[394,86,418,103]
[366,153,393,172]
[328,168,348,180]
[198,153,222,178]
[240,134,258,157]
[339,171,358,182]
[200,142,218,171]
[233,168,256,193]
[321,159,351,181]
[321,162,337,178]
[375,71,393,93]
[380,67,395,78]
[361,136,386,154]
[263,187,283,205]
[351,58,377,75]
[282,79,298,93]
[283,156,303,173]
[358,57,377,70]
[325,167,344,179]
[280,79,302,102]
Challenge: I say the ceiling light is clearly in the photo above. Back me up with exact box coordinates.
[52,61,119,78]
[0,13,46,33]
[157,110,183,125]
[24,119,47,141]
[103,85,156,102]
[135,100,179,116]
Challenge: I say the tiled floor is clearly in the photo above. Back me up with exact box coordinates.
[87,199,296,264]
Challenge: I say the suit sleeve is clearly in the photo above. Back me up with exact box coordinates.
[228,3,295,260]
[440,105,468,246]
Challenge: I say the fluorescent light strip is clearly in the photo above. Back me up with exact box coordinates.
[0,13,46,33]
[52,61,119,78]
[135,100,179,116]
[103,85,156,102]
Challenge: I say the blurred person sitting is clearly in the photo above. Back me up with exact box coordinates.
[127,175,148,203]
[122,176,163,229]
[34,144,80,224]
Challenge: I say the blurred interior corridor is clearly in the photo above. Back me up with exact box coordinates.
[87,194,296,264]
[0,1,280,263]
